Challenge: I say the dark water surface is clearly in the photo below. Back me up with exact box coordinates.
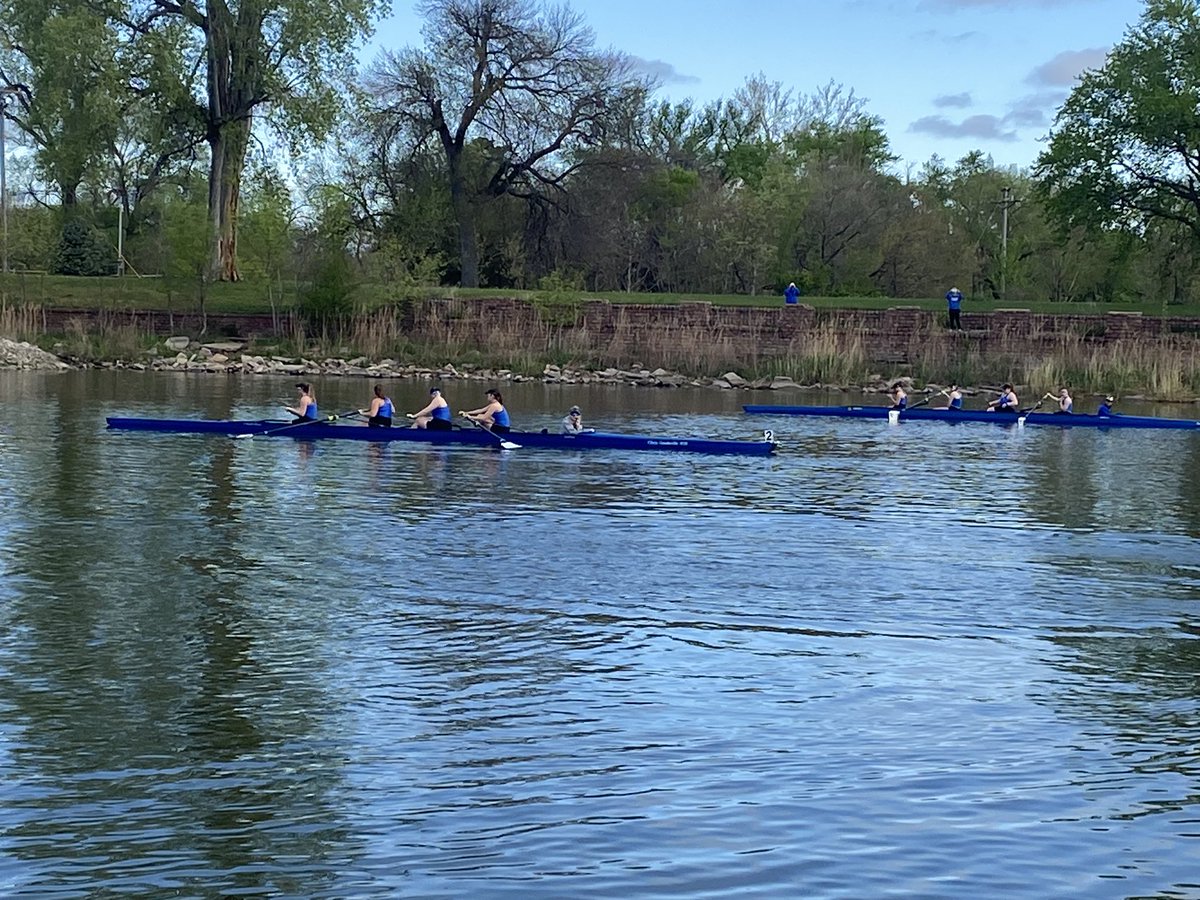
[2,371,1200,898]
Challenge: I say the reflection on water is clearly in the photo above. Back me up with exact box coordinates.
[1,371,1199,897]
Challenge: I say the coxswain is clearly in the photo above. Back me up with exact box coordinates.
[1097,395,1115,417]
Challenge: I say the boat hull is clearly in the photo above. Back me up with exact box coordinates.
[742,405,1200,431]
[106,417,779,456]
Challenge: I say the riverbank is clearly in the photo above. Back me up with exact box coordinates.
[4,297,1200,401]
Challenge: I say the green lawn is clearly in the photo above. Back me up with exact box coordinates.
[2,271,1196,318]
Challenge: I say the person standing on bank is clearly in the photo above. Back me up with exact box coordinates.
[946,286,964,330]
[360,384,394,427]
[410,387,453,430]
[285,383,318,421]
[784,282,801,305]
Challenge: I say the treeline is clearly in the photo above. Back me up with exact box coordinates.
[1,0,1198,310]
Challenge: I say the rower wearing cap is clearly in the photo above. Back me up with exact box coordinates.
[410,387,453,430]
[284,383,318,421]
[360,383,394,427]
[1097,395,1115,417]
[987,383,1019,413]
[561,405,584,435]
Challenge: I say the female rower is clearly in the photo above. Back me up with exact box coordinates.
[1044,387,1072,413]
[937,384,963,410]
[360,384,394,428]
[461,388,511,434]
[888,382,908,410]
[987,383,1019,413]
[410,387,453,431]
[284,383,318,421]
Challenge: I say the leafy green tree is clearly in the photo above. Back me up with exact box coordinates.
[120,0,386,282]
[365,0,646,288]
[1036,0,1200,243]
[0,0,123,207]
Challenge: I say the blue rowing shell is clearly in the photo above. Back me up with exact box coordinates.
[742,404,1200,430]
[106,417,779,456]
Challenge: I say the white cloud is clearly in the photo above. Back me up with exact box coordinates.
[909,114,1019,141]
[628,56,701,86]
[1026,47,1109,86]
[933,92,973,109]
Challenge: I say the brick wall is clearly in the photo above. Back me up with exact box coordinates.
[34,299,1200,363]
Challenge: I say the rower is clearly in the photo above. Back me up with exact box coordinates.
[461,388,511,434]
[888,382,908,410]
[284,383,318,421]
[938,383,964,410]
[987,383,1019,413]
[1097,395,1115,417]
[410,387,453,431]
[1044,387,1072,414]
[360,384,394,428]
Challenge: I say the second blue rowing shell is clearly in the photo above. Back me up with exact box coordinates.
[742,404,1200,430]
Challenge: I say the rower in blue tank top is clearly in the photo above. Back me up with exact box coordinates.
[285,382,318,421]
[462,388,511,433]
[936,384,963,410]
[360,383,394,427]
[987,383,1019,413]
[888,382,908,410]
[411,387,453,430]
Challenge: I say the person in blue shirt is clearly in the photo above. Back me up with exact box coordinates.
[360,383,394,427]
[1043,387,1072,413]
[987,383,1019,413]
[937,384,963,410]
[284,382,318,421]
[946,286,963,330]
[888,382,908,410]
[784,282,801,305]
[1097,395,1115,416]
[410,387,453,431]
[462,388,511,434]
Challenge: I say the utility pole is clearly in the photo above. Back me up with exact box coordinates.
[1,86,21,275]
[998,186,1022,301]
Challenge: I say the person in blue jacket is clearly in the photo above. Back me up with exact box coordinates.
[784,282,801,305]
[946,286,963,329]
[1097,395,1115,417]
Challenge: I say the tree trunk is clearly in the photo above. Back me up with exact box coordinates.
[207,117,250,282]
[449,172,479,288]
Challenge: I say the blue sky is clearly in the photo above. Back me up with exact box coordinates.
[367,0,1147,173]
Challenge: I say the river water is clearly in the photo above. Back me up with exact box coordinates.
[2,371,1200,898]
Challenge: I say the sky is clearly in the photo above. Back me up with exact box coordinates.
[366,0,1148,174]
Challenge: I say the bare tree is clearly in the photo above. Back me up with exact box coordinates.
[364,0,645,287]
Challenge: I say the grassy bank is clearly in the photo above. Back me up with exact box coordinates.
[6,301,1199,401]
[3,271,1200,317]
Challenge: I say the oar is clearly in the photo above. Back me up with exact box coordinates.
[1016,399,1045,427]
[906,389,943,411]
[459,415,521,450]
[234,409,361,440]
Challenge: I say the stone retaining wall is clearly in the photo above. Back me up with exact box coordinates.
[25,299,1200,363]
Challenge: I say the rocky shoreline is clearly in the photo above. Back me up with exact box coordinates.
[0,335,846,392]
[4,336,1196,403]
